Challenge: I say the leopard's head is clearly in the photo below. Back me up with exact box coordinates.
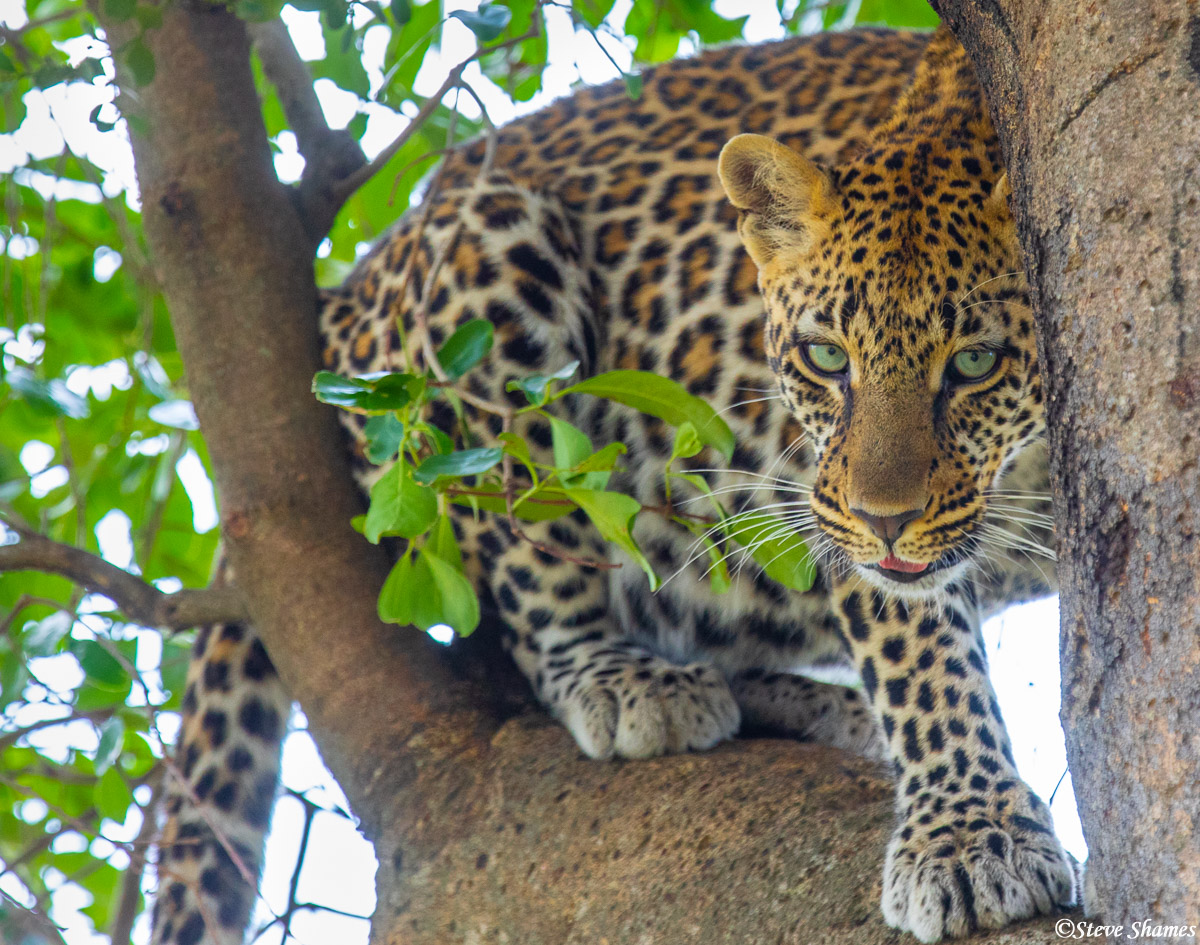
[719,133,1043,596]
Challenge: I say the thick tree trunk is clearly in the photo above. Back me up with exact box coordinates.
[934,1,1200,935]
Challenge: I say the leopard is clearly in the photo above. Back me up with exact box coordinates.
[151,24,1077,945]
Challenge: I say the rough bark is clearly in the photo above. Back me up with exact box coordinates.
[93,0,498,895]
[95,2,1070,941]
[934,0,1200,935]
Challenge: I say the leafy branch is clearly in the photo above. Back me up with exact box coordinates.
[314,326,817,637]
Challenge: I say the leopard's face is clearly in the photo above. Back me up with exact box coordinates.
[720,134,1044,597]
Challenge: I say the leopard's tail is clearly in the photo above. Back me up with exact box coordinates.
[150,599,290,945]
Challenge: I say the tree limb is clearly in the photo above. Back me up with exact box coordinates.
[0,531,248,629]
[93,0,492,854]
[247,18,367,245]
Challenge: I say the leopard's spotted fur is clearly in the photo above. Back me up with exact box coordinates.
[152,26,1074,945]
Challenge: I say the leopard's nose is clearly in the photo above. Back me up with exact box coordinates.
[850,507,924,543]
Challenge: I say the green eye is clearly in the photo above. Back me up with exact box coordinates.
[950,349,999,381]
[804,343,849,375]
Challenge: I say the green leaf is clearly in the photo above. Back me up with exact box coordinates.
[506,360,579,406]
[363,464,438,542]
[413,447,502,483]
[447,482,575,521]
[498,431,537,479]
[104,0,137,21]
[378,541,479,636]
[312,371,413,412]
[679,521,731,594]
[125,37,156,87]
[423,549,480,635]
[93,767,133,822]
[158,639,190,708]
[236,0,287,19]
[574,441,626,475]
[88,103,116,132]
[94,717,124,774]
[73,640,130,690]
[436,319,494,380]
[378,554,419,625]
[135,5,165,29]
[723,513,816,592]
[389,0,412,23]
[346,111,369,141]
[576,0,616,29]
[418,421,454,456]
[670,421,702,461]
[550,416,592,475]
[561,370,735,461]
[451,4,512,42]
[565,441,625,490]
[364,413,405,464]
[856,0,939,28]
[425,513,462,569]
[624,71,643,100]
[564,488,658,589]
[5,367,90,419]
[310,21,370,98]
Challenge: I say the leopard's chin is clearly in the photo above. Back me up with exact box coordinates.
[853,549,971,599]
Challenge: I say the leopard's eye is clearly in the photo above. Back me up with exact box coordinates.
[949,349,998,382]
[804,343,849,376]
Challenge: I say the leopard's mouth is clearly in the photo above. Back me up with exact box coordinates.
[857,548,968,595]
[869,552,951,584]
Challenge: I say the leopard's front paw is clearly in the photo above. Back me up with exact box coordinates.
[882,786,1076,942]
[557,659,740,760]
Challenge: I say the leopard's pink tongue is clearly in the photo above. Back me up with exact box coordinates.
[878,554,929,574]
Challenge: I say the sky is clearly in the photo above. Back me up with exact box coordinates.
[0,0,1083,941]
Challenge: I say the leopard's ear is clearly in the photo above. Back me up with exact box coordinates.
[718,134,836,268]
[989,170,1012,207]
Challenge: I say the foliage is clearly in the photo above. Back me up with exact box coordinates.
[0,0,937,938]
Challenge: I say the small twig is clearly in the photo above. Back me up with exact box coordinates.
[6,8,76,35]
[0,593,72,639]
[385,147,451,204]
[333,63,469,206]
[248,18,367,244]
[444,486,573,507]
[0,531,249,629]
[0,889,69,945]
[110,769,164,945]
[281,791,319,944]
[137,430,187,566]
[0,710,111,753]
[249,20,337,162]
[497,414,617,571]
[330,23,540,204]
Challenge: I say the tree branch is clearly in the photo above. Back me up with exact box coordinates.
[0,531,248,629]
[247,18,367,246]
[93,0,492,854]
[109,768,164,945]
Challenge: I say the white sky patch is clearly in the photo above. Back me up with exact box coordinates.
[983,596,1086,860]
[427,623,455,644]
[95,508,135,570]
[176,449,219,533]
[30,464,68,498]
[19,440,55,475]
[65,359,132,399]
[93,245,123,282]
